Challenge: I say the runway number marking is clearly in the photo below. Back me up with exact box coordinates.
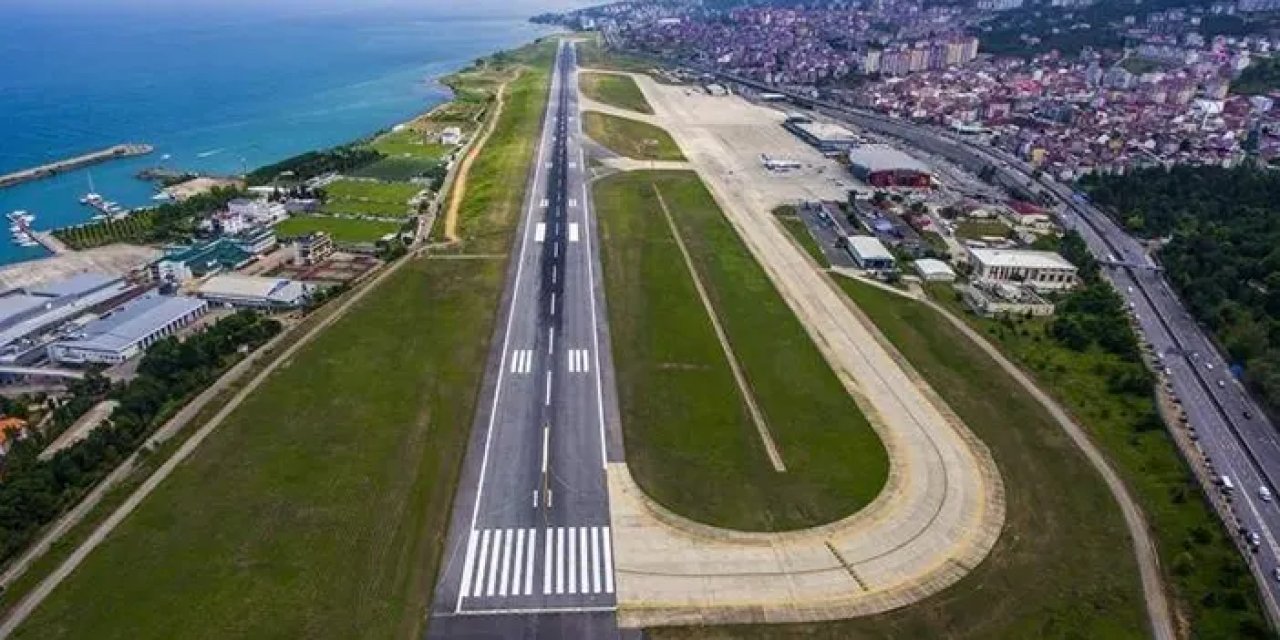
[568,349,591,373]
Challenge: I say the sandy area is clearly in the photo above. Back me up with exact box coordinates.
[0,244,161,291]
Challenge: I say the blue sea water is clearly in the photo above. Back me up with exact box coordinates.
[0,1,570,266]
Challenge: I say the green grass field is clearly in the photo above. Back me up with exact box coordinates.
[273,216,401,243]
[597,170,886,531]
[653,277,1149,639]
[579,71,653,114]
[319,179,422,218]
[928,285,1269,637]
[583,111,685,162]
[9,39,558,640]
[955,218,1013,240]
[368,129,455,160]
[348,157,442,182]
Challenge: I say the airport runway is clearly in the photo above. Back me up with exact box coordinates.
[428,40,630,639]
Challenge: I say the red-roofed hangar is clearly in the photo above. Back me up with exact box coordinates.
[848,144,933,188]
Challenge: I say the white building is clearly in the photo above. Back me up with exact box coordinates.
[441,127,463,146]
[198,274,310,309]
[844,235,896,271]
[913,258,956,282]
[47,293,208,365]
[228,198,288,226]
[967,247,1078,291]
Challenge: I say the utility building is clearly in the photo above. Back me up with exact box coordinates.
[47,293,208,365]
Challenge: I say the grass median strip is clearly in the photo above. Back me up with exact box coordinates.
[579,71,653,114]
[583,110,685,162]
[652,277,1148,639]
[273,216,401,243]
[597,170,886,531]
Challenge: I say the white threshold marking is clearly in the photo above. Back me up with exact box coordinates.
[568,198,578,208]
[568,222,580,243]
[568,349,591,373]
[535,223,546,242]
[540,198,549,208]
[509,349,533,374]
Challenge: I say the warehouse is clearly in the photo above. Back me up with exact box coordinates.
[198,274,310,309]
[913,258,956,282]
[968,247,1078,291]
[783,119,861,153]
[843,235,896,271]
[847,144,933,188]
[47,293,208,365]
[0,273,134,365]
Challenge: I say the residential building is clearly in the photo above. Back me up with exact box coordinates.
[47,293,209,365]
[294,232,335,267]
[228,198,288,225]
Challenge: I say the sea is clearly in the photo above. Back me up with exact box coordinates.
[0,0,577,266]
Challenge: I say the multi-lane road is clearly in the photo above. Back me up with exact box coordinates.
[428,40,631,639]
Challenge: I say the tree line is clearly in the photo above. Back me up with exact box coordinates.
[0,311,280,564]
[246,145,384,186]
[1080,165,1280,420]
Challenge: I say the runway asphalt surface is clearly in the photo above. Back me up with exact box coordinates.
[428,40,633,639]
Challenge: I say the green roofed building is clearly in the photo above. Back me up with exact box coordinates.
[151,238,254,284]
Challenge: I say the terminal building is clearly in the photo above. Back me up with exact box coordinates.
[847,144,933,188]
[967,247,1078,291]
[197,274,310,309]
[47,293,208,366]
[782,115,861,154]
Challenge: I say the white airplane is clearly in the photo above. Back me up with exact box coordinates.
[760,154,802,171]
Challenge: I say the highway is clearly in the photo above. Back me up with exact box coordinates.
[428,41,631,639]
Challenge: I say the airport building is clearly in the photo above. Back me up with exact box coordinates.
[47,293,208,365]
[967,247,1078,291]
[783,116,861,153]
[847,144,933,188]
[197,274,310,309]
[843,235,896,271]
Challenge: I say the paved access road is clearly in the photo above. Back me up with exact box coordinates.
[428,41,632,639]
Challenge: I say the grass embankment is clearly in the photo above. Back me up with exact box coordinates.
[10,38,558,640]
[318,179,422,218]
[955,219,1013,240]
[929,285,1269,637]
[772,205,828,267]
[579,71,653,114]
[575,37,655,74]
[272,216,401,244]
[583,111,685,162]
[597,170,886,531]
[653,278,1149,639]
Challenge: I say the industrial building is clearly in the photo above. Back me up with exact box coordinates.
[0,273,135,365]
[782,116,861,153]
[959,280,1055,317]
[47,293,208,366]
[842,235,896,271]
[198,274,310,309]
[913,258,957,282]
[847,144,933,188]
[967,247,1078,291]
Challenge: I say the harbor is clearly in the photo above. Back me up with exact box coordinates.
[0,144,153,190]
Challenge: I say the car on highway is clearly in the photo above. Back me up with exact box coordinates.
[1207,362,1215,371]
[1262,486,1273,502]
[1273,567,1280,583]
[1247,531,1262,551]
[1218,380,1227,389]
[1245,410,1253,420]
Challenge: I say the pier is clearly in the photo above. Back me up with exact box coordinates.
[0,144,153,190]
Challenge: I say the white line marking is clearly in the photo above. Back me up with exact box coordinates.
[532,489,538,508]
[551,264,557,285]
[583,182,609,469]
[473,529,491,597]
[568,222,580,243]
[459,530,478,600]
[578,527,589,593]
[511,529,524,597]
[548,328,554,355]
[568,526,578,594]
[550,291,557,316]
[499,529,513,597]
[456,62,555,609]
[544,371,553,405]
[556,528,565,594]
[540,198,549,208]
[485,529,502,596]
[535,223,546,242]
[541,423,550,474]
[525,528,536,596]
[554,243,559,259]
[603,526,615,593]
[591,526,602,594]
[569,162,577,169]
[456,605,617,616]
[543,528,553,595]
